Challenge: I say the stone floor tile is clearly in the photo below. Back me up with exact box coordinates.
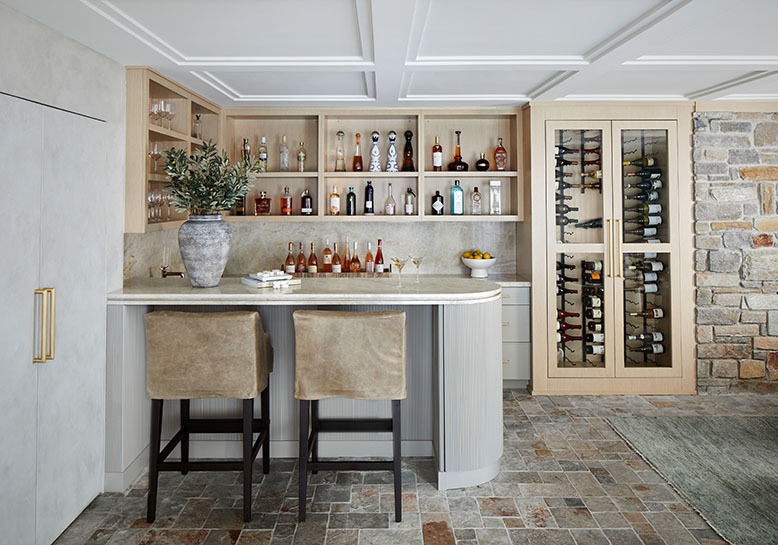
[421,518,455,545]
[418,495,449,513]
[569,529,610,545]
[313,485,352,504]
[601,528,644,545]
[507,528,575,545]
[203,509,246,531]
[203,529,241,545]
[477,497,520,517]
[291,513,328,545]
[357,529,422,545]
[137,529,210,545]
[474,528,512,544]
[448,510,484,529]
[235,530,272,545]
[328,513,389,530]
[643,512,700,545]
[515,500,557,529]
[447,496,479,513]
[103,529,147,545]
[548,508,598,529]
[174,499,216,529]
[592,511,630,529]
[324,529,358,545]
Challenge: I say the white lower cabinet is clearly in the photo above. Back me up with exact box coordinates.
[500,286,531,382]
[0,94,108,545]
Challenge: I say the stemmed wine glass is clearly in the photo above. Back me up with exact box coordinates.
[410,255,425,283]
[391,257,409,288]
[153,192,165,222]
[147,192,156,223]
[164,192,173,221]
[148,142,161,173]
[164,101,174,130]
[149,100,161,126]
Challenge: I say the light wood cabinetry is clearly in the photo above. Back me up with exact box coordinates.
[528,103,695,395]
[125,67,221,233]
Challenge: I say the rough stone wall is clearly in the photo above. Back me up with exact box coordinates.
[694,112,778,393]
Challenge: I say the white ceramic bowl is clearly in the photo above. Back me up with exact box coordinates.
[461,256,497,278]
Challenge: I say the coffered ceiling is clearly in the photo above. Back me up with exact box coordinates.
[4,0,778,107]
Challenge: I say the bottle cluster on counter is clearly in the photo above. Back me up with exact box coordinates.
[283,238,387,275]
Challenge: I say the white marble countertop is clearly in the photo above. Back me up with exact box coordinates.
[109,275,503,306]
[486,274,531,287]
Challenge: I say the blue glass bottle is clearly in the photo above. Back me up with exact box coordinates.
[451,179,464,215]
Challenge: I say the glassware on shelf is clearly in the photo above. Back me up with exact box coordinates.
[471,186,482,215]
[391,257,409,288]
[192,114,202,139]
[149,100,161,126]
[369,131,381,172]
[402,130,415,172]
[334,130,346,172]
[148,142,161,173]
[448,130,469,171]
[164,192,173,220]
[386,131,399,172]
[410,255,424,283]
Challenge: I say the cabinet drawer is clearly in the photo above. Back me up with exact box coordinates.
[501,286,530,305]
[501,305,530,342]
[503,342,531,380]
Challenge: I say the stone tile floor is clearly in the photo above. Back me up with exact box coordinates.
[55,390,778,545]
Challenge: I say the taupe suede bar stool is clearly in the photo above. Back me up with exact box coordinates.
[144,311,273,523]
[293,309,406,522]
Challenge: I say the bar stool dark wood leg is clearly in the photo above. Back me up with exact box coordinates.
[298,399,310,522]
[147,399,163,523]
[242,398,254,522]
[180,399,190,475]
[392,399,402,522]
[261,386,270,475]
[311,400,319,474]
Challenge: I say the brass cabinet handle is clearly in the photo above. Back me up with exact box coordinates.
[502,322,510,327]
[33,288,55,363]
[606,219,612,278]
[616,219,623,278]
[46,288,56,361]
[502,359,511,364]
[33,289,48,363]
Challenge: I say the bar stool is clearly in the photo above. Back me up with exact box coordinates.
[144,310,273,523]
[293,309,406,522]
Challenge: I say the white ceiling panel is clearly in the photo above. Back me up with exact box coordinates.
[197,70,370,99]
[406,70,558,97]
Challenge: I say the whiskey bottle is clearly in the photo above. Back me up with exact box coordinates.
[431,190,444,215]
[471,186,482,215]
[451,180,464,215]
[494,137,507,171]
[234,195,245,217]
[295,242,306,273]
[350,241,361,272]
[257,136,268,172]
[364,241,375,273]
[297,141,306,173]
[402,130,415,172]
[335,130,346,172]
[375,239,385,273]
[307,242,318,273]
[322,239,333,273]
[255,191,271,216]
[353,133,364,172]
[301,188,313,216]
[623,157,656,167]
[284,242,296,274]
[628,308,664,318]
[331,242,342,273]
[404,187,417,215]
[279,135,289,172]
[432,136,443,171]
[346,186,357,216]
[364,180,375,214]
[448,130,469,171]
[281,186,293,216]
[329,185,341,216]
[384,182,396,215]
[475,153,489,171]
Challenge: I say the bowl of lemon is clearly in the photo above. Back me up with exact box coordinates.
[461,249,497,278]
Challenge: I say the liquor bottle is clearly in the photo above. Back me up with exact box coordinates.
[632,343,665,354]
[322,239,333,273]
[624,284,659,294]
[384,182,396,215]
[343,235,351,269]
[556,216,579,226]
[386,130,399,172]
[623,157,656,167]
[489,180,502,215]
[331,242,342,273]
[257,136,268,172]
[556,157,578,167]
[628,260,664,272]
[556,261,576,270]
[625,203,663,215]
[475,153,489,171]
[448,130,469,171]
[301,188,313,216]
[404,187,416,215]
[554,145,580,156]
[364,180,375,214]
[471,186,482,215]
[369,131,381,172]
[555,204,579,214]
[451,180,464,215]
[346,186,357,216]
[375,239,385,273]
[628,308,664,318]
[585,332,605,343]
[625,168,661,179]
[626,191,660,202]
[335,130,346,172]
[432,136,443,171]
[585,344,606,355]
[583,260,603,272]
[558,321,582,331]
[281,186,293,216]
[581,170,603,179]
[557,309,580,319]
[193,114,202,139]
[234,195,245,216]
[431,190,444,215]
[364,241,375,272]
[402,130,415,172]
[627,332,664,342]
[241,138,251,164]
[585,308,603,320]
[350,241,361,272]
[284,242,296,274]
[587,321,604,332]
[279,135,289,172]
[352,133,364,172]
[626,215,663,227]
[307,242,318,273]
[625,179,663,191]
[575,218,603,229]
[295,242,306,273]
[329,185,341,216]
[494,137,508,171]
[556,193,573,202]
[255,191,271,216]
[297,141,306,172]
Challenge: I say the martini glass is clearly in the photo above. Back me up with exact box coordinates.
[391,257,408,288]
[410,255,424,283]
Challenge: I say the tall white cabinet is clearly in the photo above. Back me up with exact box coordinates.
[0,94,108,545]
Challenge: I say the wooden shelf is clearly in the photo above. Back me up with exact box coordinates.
[424,171,518,178]
[323,171,420,178]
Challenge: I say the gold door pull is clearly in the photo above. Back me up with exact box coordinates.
[46,288,56,361]
[502,322,511,327]
[33,287,55,363]
[33,289,47,363]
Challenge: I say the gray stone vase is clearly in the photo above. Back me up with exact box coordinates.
[178,215,232,288]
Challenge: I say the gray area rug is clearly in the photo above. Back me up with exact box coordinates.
[608,416,778,545]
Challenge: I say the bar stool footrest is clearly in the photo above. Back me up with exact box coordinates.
[307,460,394,472]
[316,418,393,433]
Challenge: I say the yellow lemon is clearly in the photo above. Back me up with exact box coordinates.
[483,252,491,259]
[463,251,472,258]
[473,254,483,259]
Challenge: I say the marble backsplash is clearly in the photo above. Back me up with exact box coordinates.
[124,221,518,281]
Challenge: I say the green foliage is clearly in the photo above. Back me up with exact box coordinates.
[164,140,257,215]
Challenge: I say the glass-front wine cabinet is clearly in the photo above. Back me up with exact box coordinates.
[545,120,685,383]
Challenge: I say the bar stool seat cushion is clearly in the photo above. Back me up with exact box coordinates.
[145,310,272,400]
[293,310,406,400]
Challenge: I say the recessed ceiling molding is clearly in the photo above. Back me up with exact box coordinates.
[557,94,688,101]
[407,56,588,67]
[528,72,577,100]
[625,56,778,66]
[688,70,776,99]
[399,94,529,103]
[191,71,375,103]
[80,0,372,67]
[716,94,778,101]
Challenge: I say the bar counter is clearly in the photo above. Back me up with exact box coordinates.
[106,276,504,493]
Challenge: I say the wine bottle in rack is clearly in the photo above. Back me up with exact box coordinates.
[554,145,581,156]
[559,332,583,342]
[585,345,605,355]
[625,271,659,282]
[625,215,663,227]
[626,191,660,202]
[623,157,656,167]
[586,308,603,319]
[558,321,582,331]
[625,228,659,240]
[556,216,579,226]
[557,273,578,284]
[632,343,665,354]
[627,332,664,342]
[581,170,603,179]
[557,309,580,319]
[557,285,578,295]
[625,179,663,190]
[556,261,576,271]
[624,283,659,294]
[583,147,602,156]
[575,218,603,229]
[555,170,574,178]
[556,193,573,202]
[628,307,664,318]
[583,285,604,296]
[625,168,661,179]
[556,157,578,167]
[585,296,602,308]
[583,159,602,166]
[625,203,663,214]
[582,260,603,272]
[627,259,664,272]
[585,333,605,343]
[556,204,579,214]
[587,321,604,332]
